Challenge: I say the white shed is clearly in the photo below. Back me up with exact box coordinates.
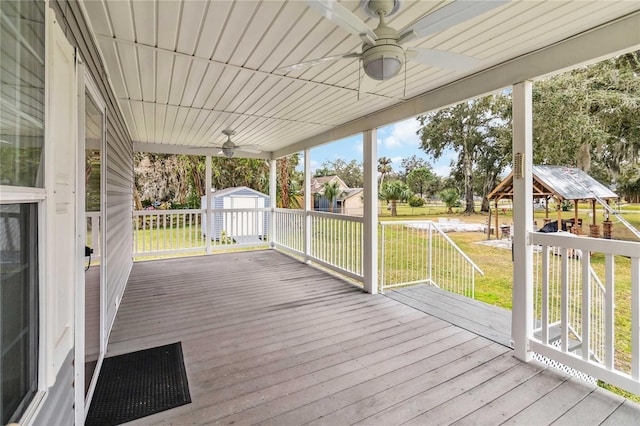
[201,186,270,243]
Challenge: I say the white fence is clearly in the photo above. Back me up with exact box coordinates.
[533,242,606,364]
[529,232,640,395]
[132,208,269,257]
[272,208,305,255]
[379,220,484,297]
[309,211,363,281]
[272,209,364,281]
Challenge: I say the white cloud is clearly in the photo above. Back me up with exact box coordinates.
[390,156,404,171]
[355,140,363,154]
[382,119,421,150]
[432,152,457,177]
[433,164,452,177]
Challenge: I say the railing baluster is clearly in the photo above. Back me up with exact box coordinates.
[561,247,569,353]
[542,245,549,345]
[605,253,615,370]
[632,257,640,381]
[582,250,591,361]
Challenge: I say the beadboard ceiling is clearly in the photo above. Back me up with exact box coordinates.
[81,0,640,159]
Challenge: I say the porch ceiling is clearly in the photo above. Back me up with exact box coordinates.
[81,1,640,159]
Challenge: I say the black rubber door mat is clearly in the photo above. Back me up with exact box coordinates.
[86,342,191,425]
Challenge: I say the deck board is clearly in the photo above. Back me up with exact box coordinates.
[385,284,512,347]
[101,250,640,425]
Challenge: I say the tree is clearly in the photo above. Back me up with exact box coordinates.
[277,154,302,208]
[439,188,461,214]
[617,162,640,203]
[417,93,510,214]
[317,159,363,188]
[313,166,332,177]
[378,156,393,190]
[379,181,413,217]
[211,157,269,191]
[400,155,428,181]
[406,166,438,198]
[322,181,342,213]
[532,51,640,182]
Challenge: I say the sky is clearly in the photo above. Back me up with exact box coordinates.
[300,117,458,178]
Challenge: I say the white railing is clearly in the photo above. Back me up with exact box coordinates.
[533,245,606,363]
[272,209,364,281]
[379,220,484,297]
[85,212,101,261]
[309,211,363,281]
[132,208,270,257]
[272,208,305,255]
[133,209,206,256]
[529,231,640,395]
[204,208,271,249]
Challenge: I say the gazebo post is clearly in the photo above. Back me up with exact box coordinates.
[494,199,500,240]
[545,196,549,219]
[590,199,600,238]
[556,197,562,232]
[487,206,492,240]
[573,200,579,234]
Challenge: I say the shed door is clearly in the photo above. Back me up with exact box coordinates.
[223,196,262,237]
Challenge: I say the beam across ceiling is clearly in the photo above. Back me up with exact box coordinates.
[133,141,272,159]
[273,11,640,159]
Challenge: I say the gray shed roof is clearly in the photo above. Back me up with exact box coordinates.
[488,165,618,201]
[208,186,269,198]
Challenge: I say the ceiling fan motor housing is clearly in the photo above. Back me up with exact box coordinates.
[362,14,404,81]
[222,140,235,158]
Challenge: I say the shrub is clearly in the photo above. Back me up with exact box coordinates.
[408,196,425,208]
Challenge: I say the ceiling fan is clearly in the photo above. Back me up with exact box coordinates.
[201,130,262,158]
[279,0,506,87]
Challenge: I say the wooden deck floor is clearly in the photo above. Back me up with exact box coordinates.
[105,250,640,425]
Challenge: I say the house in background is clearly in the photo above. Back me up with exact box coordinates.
[310,175,364,215]
[310,176,350,212]
[338,188,364,216]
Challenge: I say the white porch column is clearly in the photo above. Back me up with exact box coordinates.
[269,158,277,248]
[304,148,311,263]
[512,81,534,361]
[363,129,378,294]
[205,154,212,254]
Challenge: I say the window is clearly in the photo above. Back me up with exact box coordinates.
[0,0,46,187]
[0,0,45,422]
[0,204,39,424]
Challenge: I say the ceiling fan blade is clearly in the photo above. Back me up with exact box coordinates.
[306,0,377,43]
[278,52,360,72]
[399,0,507,42]
[359,74,378,97]
[408,48,481,71]
[236,145,263,154]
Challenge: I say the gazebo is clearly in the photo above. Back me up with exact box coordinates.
[487,165,618,239]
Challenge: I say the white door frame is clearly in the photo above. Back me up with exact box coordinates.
[75,63,107,424]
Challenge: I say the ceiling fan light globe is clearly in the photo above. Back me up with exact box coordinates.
[362,44,404,80]
[222,140,235,158]
[364,56,402,80]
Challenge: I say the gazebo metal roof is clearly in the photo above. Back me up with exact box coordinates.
[488,165,618,201]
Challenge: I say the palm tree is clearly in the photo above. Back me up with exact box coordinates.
[379,181,413,217]
[439,188,461,214]
[322,181,342,213]
[378,157,393,191]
